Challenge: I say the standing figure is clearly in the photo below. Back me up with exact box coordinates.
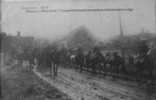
[52,49,59,79]
[111,52,123,79]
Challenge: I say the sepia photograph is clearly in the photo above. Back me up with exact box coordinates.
[0,0,156,100]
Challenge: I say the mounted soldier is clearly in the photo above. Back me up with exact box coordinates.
[111,52,122,79]
[104,52,112,75]
[88,48,97,74]
[135,40,155,84]
[75,48,84,72]
[88,46,103,74]
[85,50,92,71]
[93,47,104,74]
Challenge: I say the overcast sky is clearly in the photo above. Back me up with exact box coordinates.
[2,0,156,41]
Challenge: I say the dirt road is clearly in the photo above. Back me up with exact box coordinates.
[34,67,155,100]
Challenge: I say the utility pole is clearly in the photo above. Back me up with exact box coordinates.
[118,11,125,57]
[118,11,124,37]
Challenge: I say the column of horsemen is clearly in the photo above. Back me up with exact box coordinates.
[20,41,155,83]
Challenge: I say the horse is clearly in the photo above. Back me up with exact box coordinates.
[134,53,155,85]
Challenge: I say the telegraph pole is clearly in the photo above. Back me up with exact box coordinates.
[118,11,124,37]
[118,11,125,57]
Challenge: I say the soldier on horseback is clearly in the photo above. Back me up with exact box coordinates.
[111,52,123,79]
[75,48,84,73]
[85,50,92,71]
[135,40,155,84]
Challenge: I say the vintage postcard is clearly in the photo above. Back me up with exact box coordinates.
[0,0,156,100]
